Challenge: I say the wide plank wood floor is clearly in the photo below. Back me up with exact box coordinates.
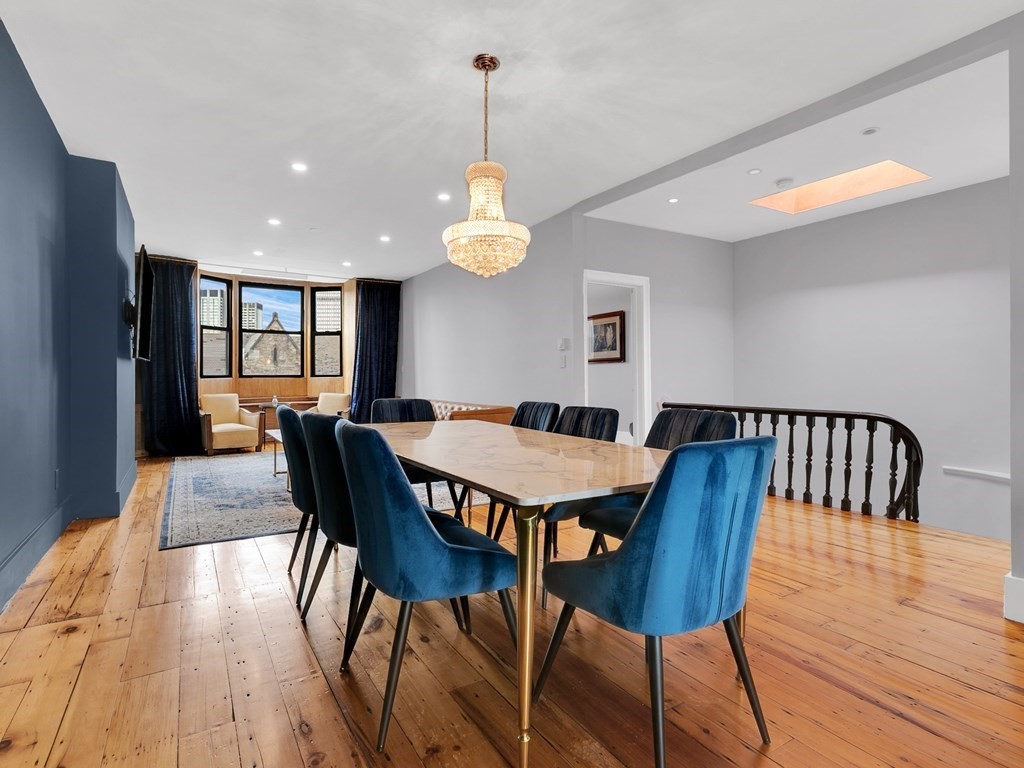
[1,456,1022,767]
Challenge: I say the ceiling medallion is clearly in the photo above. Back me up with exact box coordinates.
[442,54,530,278]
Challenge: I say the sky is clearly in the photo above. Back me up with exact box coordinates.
[241,286,302,330]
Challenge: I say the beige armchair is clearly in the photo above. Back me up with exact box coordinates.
[308,392,351,418]
[199,393,264,456]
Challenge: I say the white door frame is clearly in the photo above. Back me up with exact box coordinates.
[582,269,653,445]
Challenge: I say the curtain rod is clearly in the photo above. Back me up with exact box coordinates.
[356,278,402,285]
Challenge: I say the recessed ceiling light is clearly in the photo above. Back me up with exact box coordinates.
[747,168,762,175]
[437,192,451,201]
[861,127,880,136]
[253,250,264,257]
[667,198,679,204]
[379,235,391,243]
[342,261,352,267]
[750,160,929,215]
[267,218,281,226]
[774,177,794,190]
[291,162,308,172]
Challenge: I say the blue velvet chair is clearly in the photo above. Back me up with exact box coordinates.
[484,401,560,537]
[371,397,467,520]
[299,413,467,636]
[533,436,777,768]
[276,406,319,607]
[579,408,737,553]
[336,420,519,752]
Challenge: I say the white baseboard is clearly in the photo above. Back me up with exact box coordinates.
[1004,572,1024,623]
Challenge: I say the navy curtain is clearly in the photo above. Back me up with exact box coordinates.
[350,280,401,423]
[142,259,202,455]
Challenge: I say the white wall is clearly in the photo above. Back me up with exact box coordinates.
[398,211,578,406]
[583,217,735,406]
[585,283,635,441]
[734,179,1011,538]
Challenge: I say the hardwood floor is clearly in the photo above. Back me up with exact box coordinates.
[1,456,1022,767]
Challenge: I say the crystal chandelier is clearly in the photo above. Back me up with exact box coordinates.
[442,54,530,278]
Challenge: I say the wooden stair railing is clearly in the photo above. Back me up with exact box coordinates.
[662,403,923,522]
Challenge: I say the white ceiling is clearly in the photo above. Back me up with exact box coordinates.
[587,52,1010,242]
[1,1,1021,279]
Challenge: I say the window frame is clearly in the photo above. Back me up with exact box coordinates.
[310,286,344,377]
[198,276,232,378]
[237,280,305,378]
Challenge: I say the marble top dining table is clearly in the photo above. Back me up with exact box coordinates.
[369,419,670,767]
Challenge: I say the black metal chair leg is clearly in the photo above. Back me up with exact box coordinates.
[533,602,576,702]
[295,515,319,607]
[340,583,377,672]
[485,499,498,538]
[426,482,434,507]
[447,480,465,523]
[288,513,310,573]
[541,523,553,608]
[724,614,771,744]
[377,601,414,752]
[345,563,364,635]
[552,521,559,557]
[300,541,334,620]
[449,598,465,632]
[460,595,472,635]
[498,589,517,648]
[599,535,609,554]
[493,504,513,540]
[586,532,604,557]
[647,636,666,768]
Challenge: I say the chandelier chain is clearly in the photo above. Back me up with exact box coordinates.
[483,69,489,161]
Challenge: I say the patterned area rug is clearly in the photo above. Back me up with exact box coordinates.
[160,451,300,550]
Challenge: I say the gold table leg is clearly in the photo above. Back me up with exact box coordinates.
[515,504,541,767]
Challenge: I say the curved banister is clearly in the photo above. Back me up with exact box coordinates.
[662,402,923,522]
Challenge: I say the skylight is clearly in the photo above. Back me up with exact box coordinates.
[749,160,930,214]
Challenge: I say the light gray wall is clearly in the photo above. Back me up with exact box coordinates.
[583,218,735,406]
[398,211,577,406]
[398,211,737,417]
[734,179,1010,538]
[1010,17,1024,577]
[586,283,635,440]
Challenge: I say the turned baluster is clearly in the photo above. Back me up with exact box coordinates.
[785,415,797,501]
[767,414,779,496]
[753,412,763,436]
[886,428,900,518]
[841,417,854,512]
[738,411,746,438]
[823,417,835,508]
[904,442,918,522]
[862,419,877,514]
[803,415,815,503]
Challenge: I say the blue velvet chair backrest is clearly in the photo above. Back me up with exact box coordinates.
[645,408,736,450]
[511,401,560,432]
[371,398,436,423]
[609,436,776,636]
[276,406,317,516]
[553,406,618,442]
[299,412,357,547]
[336,421,493,602]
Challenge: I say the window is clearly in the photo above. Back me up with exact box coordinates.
[311,287,343,376]
[199,277,231,377]
[238,282,304,377]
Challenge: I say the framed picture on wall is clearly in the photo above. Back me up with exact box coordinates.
[587,310,625,364]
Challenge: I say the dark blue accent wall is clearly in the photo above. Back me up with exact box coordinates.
[0,20,136,608]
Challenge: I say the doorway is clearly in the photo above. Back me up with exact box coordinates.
[583,270,652,445]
